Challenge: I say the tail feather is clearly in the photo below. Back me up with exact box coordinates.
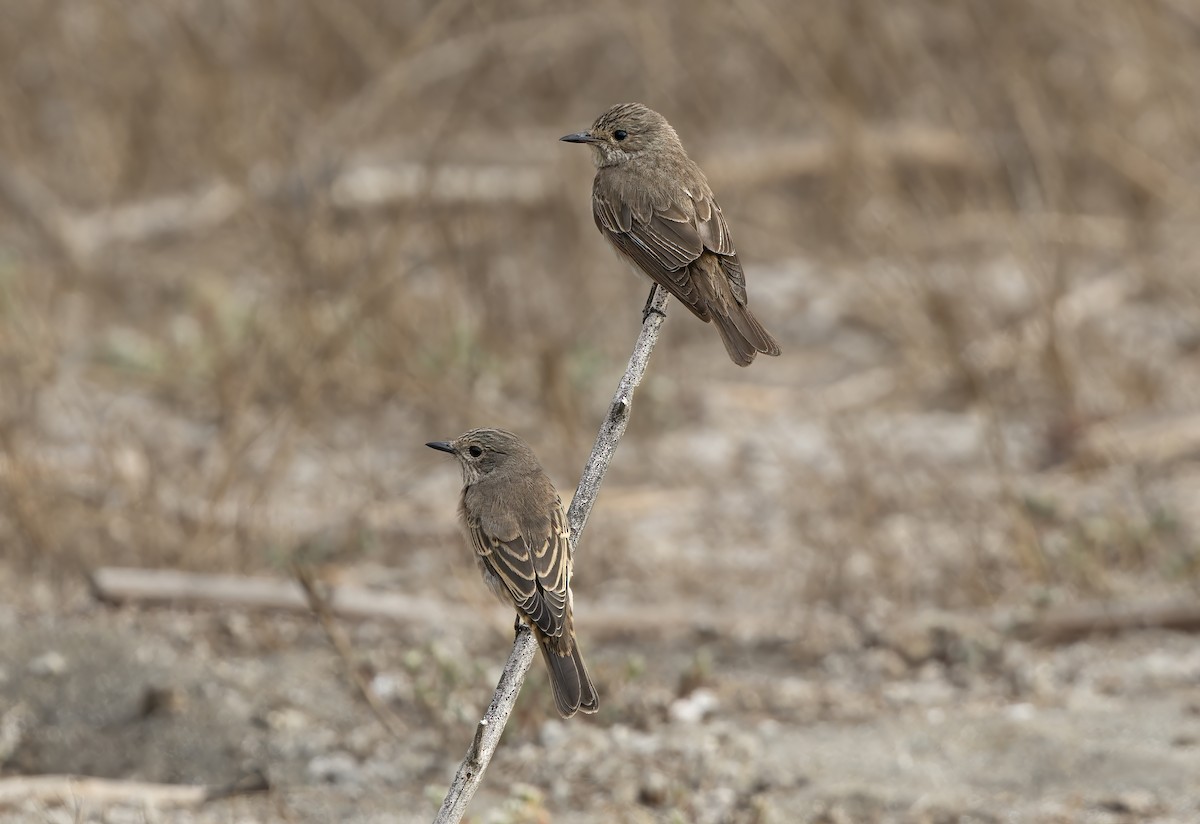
[573,643,598,714]
[540,636,598,718]
[711,303,781,367]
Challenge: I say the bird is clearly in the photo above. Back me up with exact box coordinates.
[426,428,598,718]
[561,102,781,367]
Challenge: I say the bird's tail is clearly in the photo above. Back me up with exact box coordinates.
[539,633,599,718]
[711,302,782,367]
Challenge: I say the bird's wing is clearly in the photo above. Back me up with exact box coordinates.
[694,195,747,305]
[593,179,747,313]
[467,497,571,638]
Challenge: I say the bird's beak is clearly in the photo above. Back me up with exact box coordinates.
[559,131,596,144]
[425,441,455,455]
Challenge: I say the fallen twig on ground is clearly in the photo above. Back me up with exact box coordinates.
[1010,599,1200,644]
[0,770,268,807]
[90,566,458,624]
[89,564,763,638]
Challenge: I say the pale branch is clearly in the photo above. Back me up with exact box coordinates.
[0,776,206,808]
[1009,598,1200,644]
[564,288,671,545]
[89,566,459,624]
[432,286,670,824]
[0,771,268,807]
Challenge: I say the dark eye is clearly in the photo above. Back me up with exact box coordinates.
[468,445,483,458]
[613,129,627,141]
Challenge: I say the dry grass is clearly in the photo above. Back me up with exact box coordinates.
[0,0,1198,611]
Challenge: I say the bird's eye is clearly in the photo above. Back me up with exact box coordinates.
[468,445,483,458]
[613,129,628,141]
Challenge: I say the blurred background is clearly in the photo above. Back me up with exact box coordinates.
[1,1,1199,822]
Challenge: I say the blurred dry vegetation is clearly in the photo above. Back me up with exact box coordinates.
[4,1,1200,821]
[2,0,1199,612]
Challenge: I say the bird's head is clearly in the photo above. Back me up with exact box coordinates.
[426,427,536,484]
[560,103,680,168]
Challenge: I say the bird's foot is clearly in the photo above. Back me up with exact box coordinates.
[642,286,666,323]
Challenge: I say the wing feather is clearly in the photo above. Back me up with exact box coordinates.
[592,174,747,316]
[467,495,571,639]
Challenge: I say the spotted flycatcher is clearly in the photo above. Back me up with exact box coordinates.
[426,428,598,718]
[561,102,781,367]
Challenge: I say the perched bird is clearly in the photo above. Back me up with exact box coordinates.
[561,102,781,367]
[426,428,598,718]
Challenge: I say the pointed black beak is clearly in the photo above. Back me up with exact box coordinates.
[425,441,455,455]
[559,131,595,144]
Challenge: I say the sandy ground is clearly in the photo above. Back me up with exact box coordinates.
[2,577,1199,823]
[4,4,1200,822]
[2,256,1200,823]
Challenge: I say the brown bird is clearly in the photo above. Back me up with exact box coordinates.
[426,428,598,718]
[561,102,781,366]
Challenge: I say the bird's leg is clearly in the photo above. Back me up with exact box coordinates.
[642,284,666,322]
[513,613,526,641]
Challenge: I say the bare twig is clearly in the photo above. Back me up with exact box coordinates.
[432,286,671,824]
[292,563,406,738]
